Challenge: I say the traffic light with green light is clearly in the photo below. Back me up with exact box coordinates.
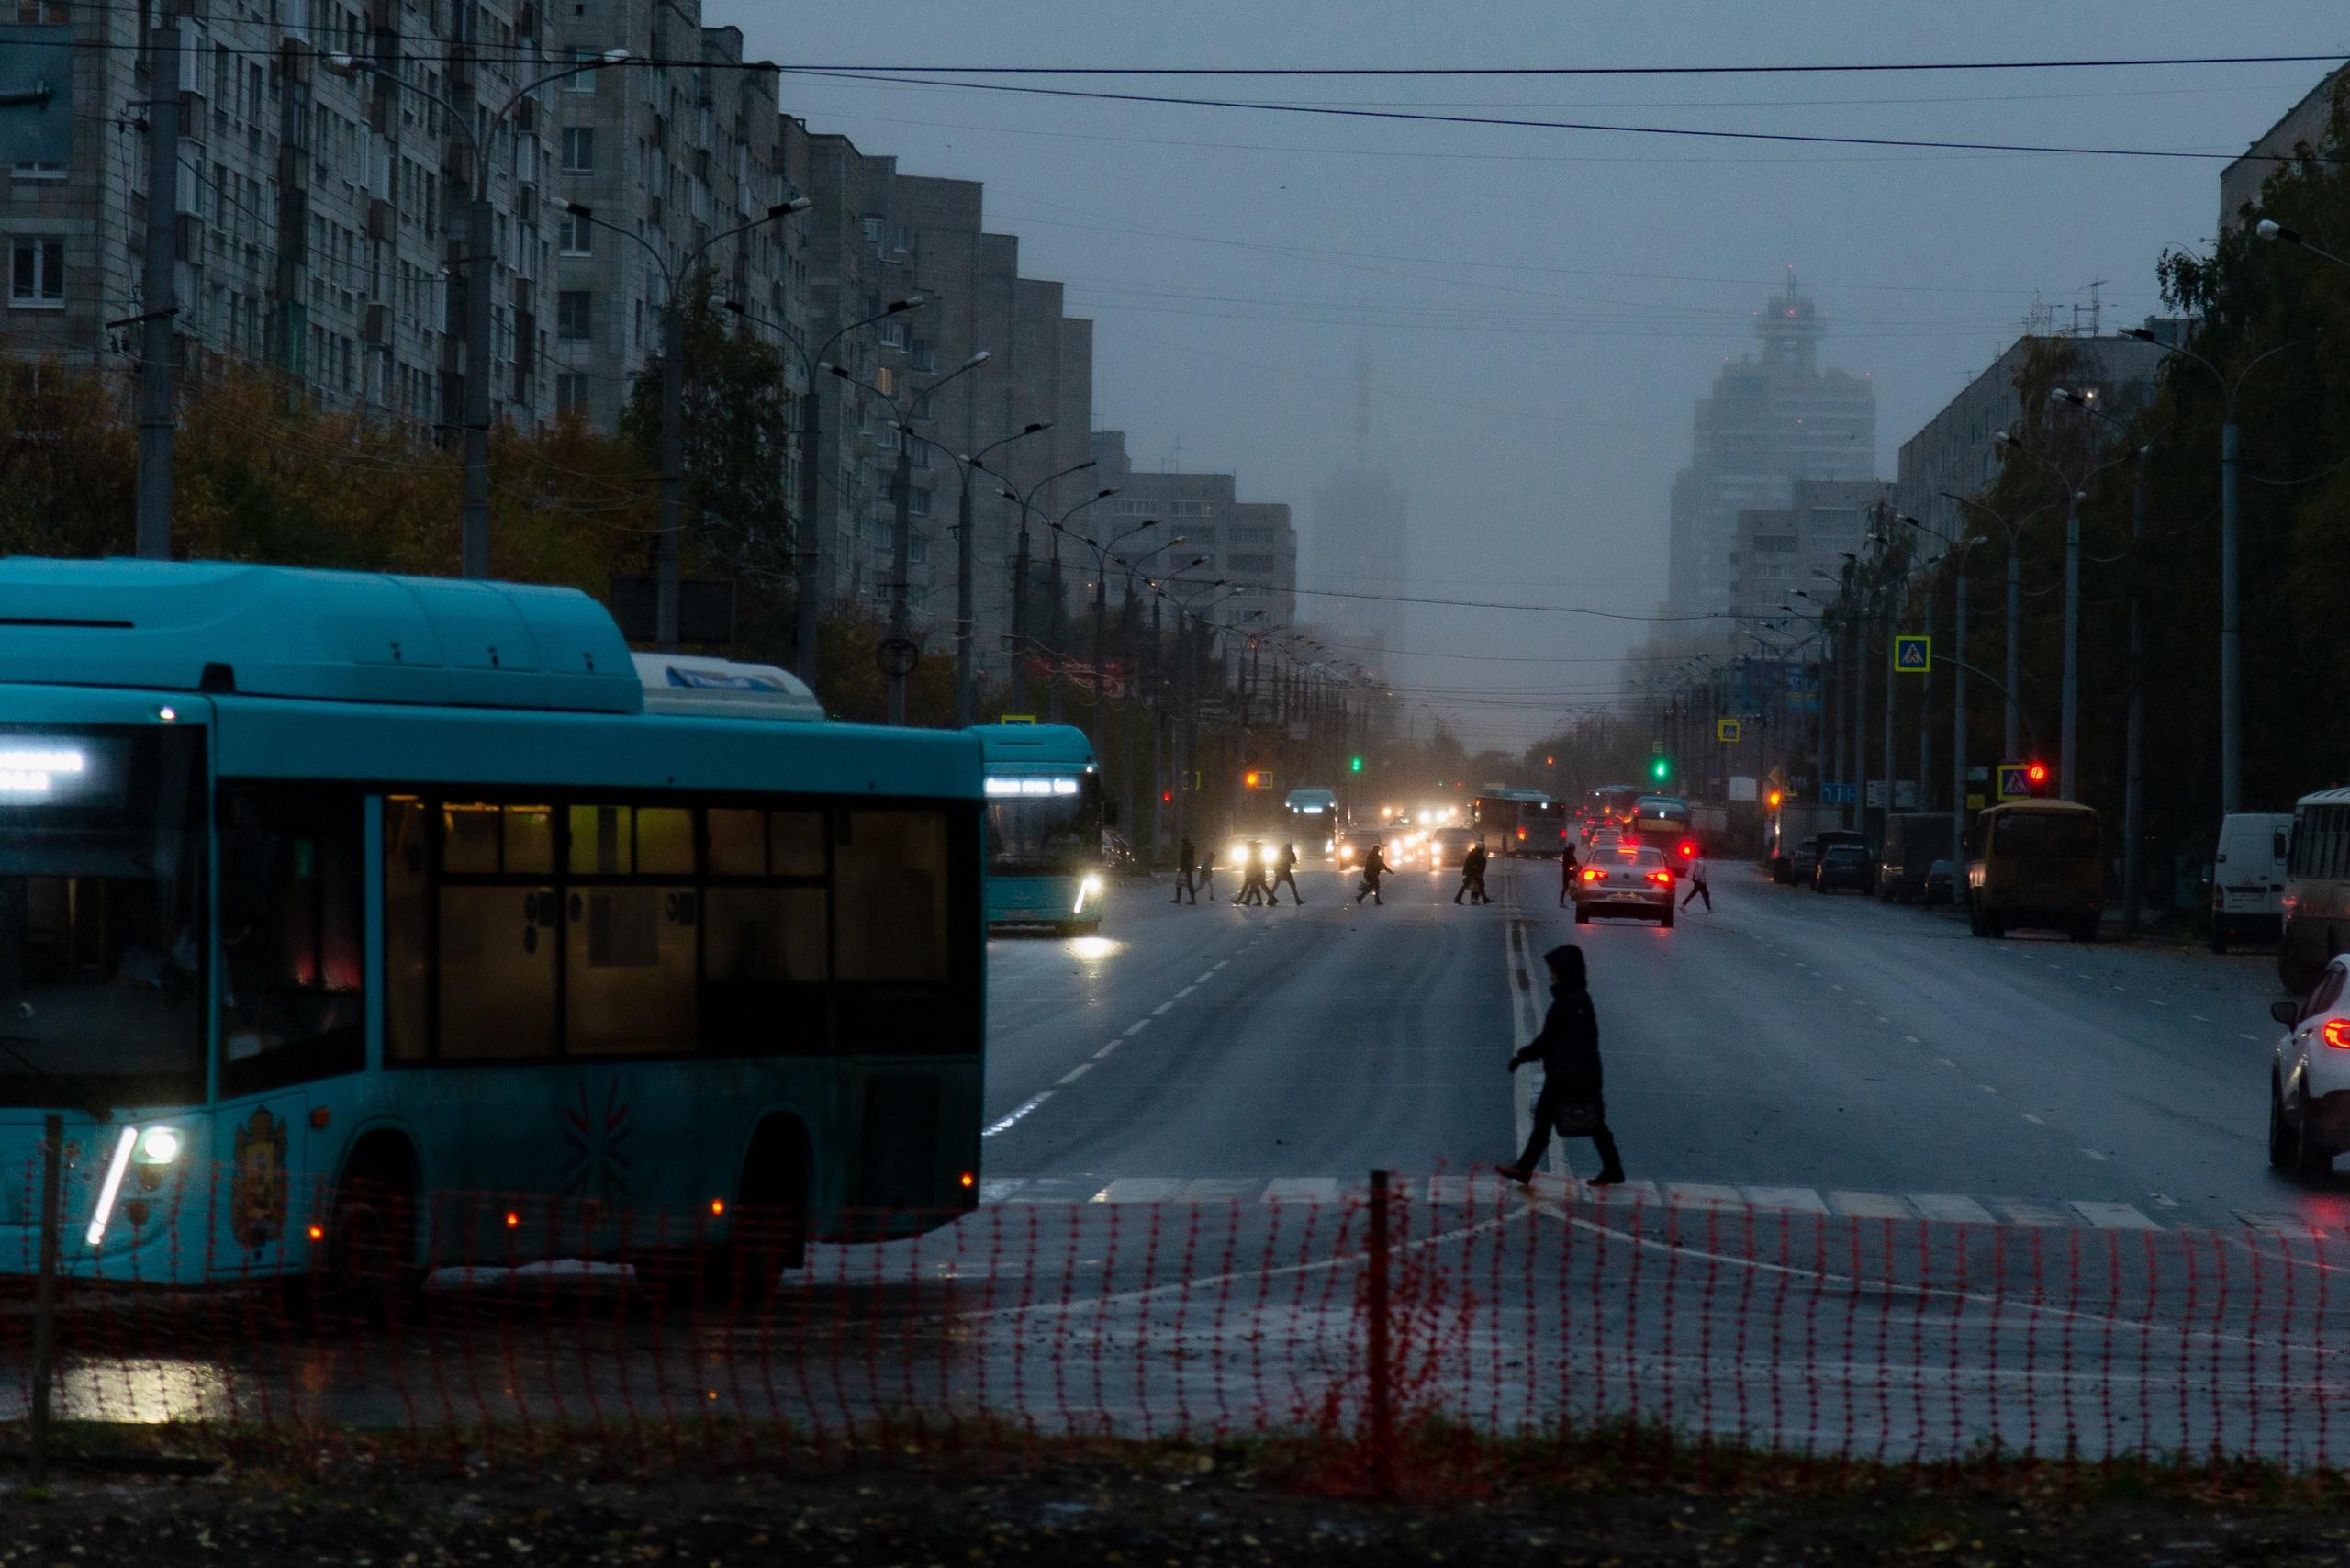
[1650,756,1672,783]
[1348,755,1363,773]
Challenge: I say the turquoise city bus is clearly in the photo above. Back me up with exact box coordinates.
[972,723,1104,935]
[0,560,984,1294]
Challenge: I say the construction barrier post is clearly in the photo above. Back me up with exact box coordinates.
[1366,1168,1396,1496]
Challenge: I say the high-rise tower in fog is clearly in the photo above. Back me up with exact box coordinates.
[1307,352,1410,678]
[1664,275,1876,641]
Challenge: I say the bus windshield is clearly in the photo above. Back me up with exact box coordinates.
[0,724,207,1108]
[985,773,1102,876]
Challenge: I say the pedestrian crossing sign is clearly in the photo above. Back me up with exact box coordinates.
[1894,634,1930,673]
[1997,764,2033,801]
[1715,718,1741,743]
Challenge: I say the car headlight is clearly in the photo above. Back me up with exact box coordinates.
[1227,845,1246,866]
[1259,846,1277,864]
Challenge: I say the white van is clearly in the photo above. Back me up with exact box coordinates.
[2213,812,2294,954]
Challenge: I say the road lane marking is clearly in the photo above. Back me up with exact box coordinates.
[1212,959,1230,970]
[979,1178,1026,1203]
[2079,1148,2110,1161]
[1091,1041,1120,1058]
[1904,1035,1922,1044]
[1193,972,1214,985]
[1124,1018,1155,1036]
[1829,1190,1915,1220]
[1176,984,1198,998]
[1741,1185,1829,1214]
[1057,1062,1092,1084]
[2070,1200,2159,1230]
[1978,1084,1998,1094]
[2150,999,2168,1008]
[1665,1182,1745,1209]
[1150,999,1178,1016]
[2021,1113,2045,1125]
[1093,1178,1183,1204]
[1937,1058,1957,1069]
[1262,1177,1341,1204]
[1994,1198,2070,1226]
[981,1092,1054,1138]
[2191,1014,2210,1023]
[1908,1193,1997,1224]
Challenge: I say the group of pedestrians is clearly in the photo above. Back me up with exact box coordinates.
[1169,837,1304,906]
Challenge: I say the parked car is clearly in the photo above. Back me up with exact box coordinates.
[2213,812,2293,954]
[1877,812,1954,903]
[2268,955,2350,1182]
[1923,858,1958,907]
[1788,836,1820,883]
[1572,844,1676,927]
[1813,842,1874,893]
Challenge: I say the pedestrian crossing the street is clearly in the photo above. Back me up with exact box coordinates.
[975,1172,2329,1235]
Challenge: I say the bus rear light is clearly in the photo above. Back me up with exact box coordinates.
[307,1224,326,1243]
[2324,1018,2350,1050]
[960,1171,977,1189]
[710,1198,725,1216]
[505,1211,520,1229]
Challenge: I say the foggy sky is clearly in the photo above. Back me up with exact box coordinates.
[722,0,2344,754]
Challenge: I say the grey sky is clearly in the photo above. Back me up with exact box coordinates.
[720,0,2344,753]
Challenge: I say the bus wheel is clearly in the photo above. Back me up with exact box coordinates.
[707,1119,811,1308]
[309,1151,421,1327]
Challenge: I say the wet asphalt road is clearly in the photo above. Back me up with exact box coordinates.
[984,857,2329,1233]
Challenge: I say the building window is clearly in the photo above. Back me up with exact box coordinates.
[561,126,594,174]
[556,289,591,341]
[8,237,63,308]
[564,47,600,89]
[557,205,592,254]
[15,2,71,21]
[555,372,588,415]
[908,487,929,517]
[9,162,66,182]
[909,338,934,372]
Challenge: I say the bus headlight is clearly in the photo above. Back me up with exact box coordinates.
[1073,872,1105,915]
[134,1126,182,1164]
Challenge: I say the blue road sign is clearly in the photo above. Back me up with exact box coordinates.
[1894,634,1931,673]
[1997,764,2033,801]
[1821,783,1856,805]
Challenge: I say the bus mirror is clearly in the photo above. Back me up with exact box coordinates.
[2273,999,2302,1027]
[1102,800,1121,828]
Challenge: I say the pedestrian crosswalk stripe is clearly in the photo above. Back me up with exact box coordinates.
[972,1175,2322,1233]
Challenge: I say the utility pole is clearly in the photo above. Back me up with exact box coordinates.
[656,300,685,648]
[794,354,824,686]
[886,425,914,724]
[2059,483,2082,799]
[1916,588,1933,814]
[1046,542,1065,724]
[1148,588,1164,861]
[462,183,494,578]
[1952,563,1970,867]
[2123,442,2153,928]
[135,20,181,561]
[2220,417,2241,814]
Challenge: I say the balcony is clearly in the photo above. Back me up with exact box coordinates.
[367,197,395,241]
[362,301,389,346]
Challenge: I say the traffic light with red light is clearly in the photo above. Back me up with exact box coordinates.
[2025,761,2051,795]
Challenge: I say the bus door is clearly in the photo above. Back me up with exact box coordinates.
[207,782,369,1279]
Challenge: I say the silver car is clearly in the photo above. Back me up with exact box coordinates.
[1572,844,1676,927]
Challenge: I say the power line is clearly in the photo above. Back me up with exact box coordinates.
[776,55,2350,78]
[1226,582,1740,622]
[782,70,2316,162]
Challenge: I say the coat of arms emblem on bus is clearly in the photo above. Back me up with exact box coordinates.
[230,1108,290,1249]
[562,1081,634,1204]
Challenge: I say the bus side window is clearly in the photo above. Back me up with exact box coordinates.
[567,804,696,1056]
[440,799,557,1060]
[835,810,950,983]
[219,782,365,1095]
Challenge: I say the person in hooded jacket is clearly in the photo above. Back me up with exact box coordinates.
[1496,944,1626,1185]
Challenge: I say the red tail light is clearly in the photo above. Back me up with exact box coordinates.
[2324,1018,2350,1050]
[1581,868,1602,881]
[1647,870,1673,885]
[1516,827,1527,840]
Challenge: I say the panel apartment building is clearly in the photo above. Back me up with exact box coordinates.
[1088,429,1297,637]
[0,0,790,450]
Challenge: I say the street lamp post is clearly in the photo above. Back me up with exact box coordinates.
[563,197,810,649]
[1895,517,1991,863]
[725,293,930,688]
[825,351,995,722]
[2059,386,2166,927]
[1001,462,1098,712]
[1995,427,2127,801]
[2257,218,2350,273]
[2124,323,2302,816]
[892,420,1054,727]
[328,47,631,579]
[1061,518,1161,751]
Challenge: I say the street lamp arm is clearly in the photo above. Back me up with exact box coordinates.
[560,201,673,286]
[488,47,632,132]
[678,198,811,282]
